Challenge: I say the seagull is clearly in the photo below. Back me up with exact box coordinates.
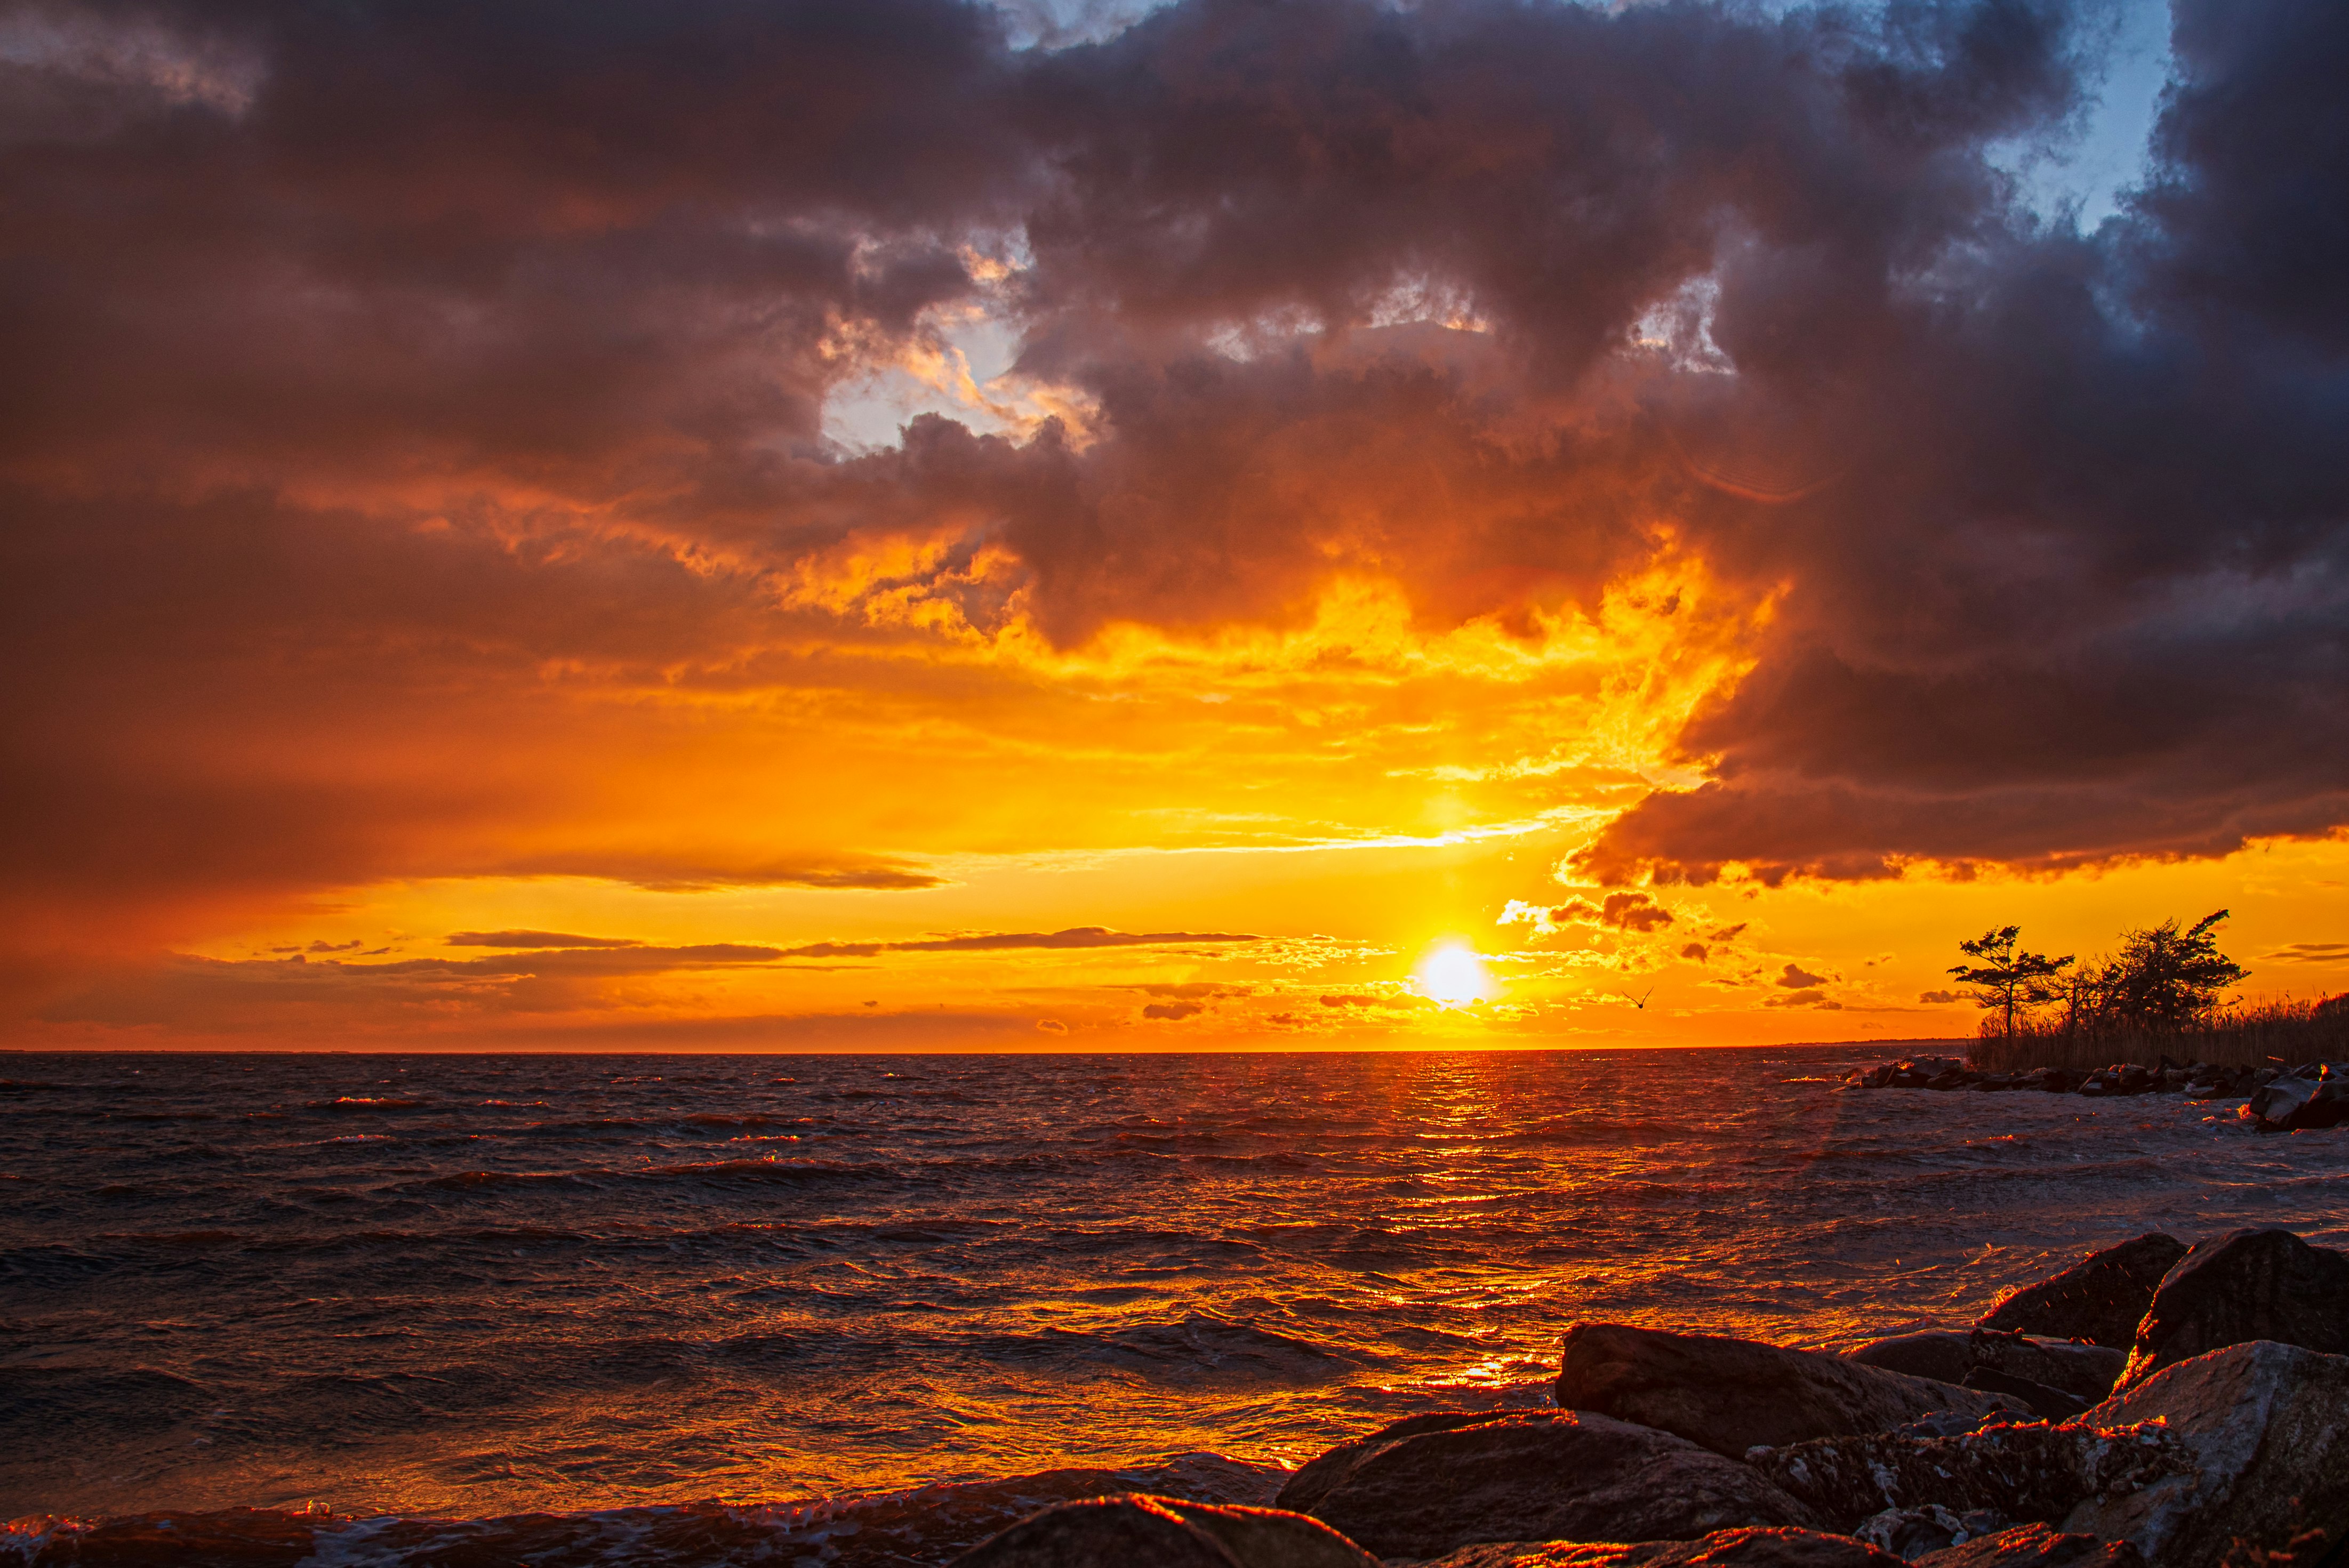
[1618,986,1654,1010]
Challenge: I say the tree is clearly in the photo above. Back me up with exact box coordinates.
[2097,910,2247,1032]
[1950,926,2075,1041]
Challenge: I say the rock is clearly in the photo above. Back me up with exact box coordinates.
[2118,1227,2349,1388]
[1276,1411,1498,1516]
[1557,1324,2023,1460]
[1272,1409,1818,1562]
[1747,1418,2193,1534]
[1977,1234,2188,1349]
[950,1494,1380,1568]
[1853,1505,2012,1559]
[0,1509,320,1567]
[1913,1523,2144,1565]
[1848,1332,1975,1386]
[2065,1340,2349,1568]
[2241,1068,2349,1132]
[1847,1331,2124,1402]
[2182,1069,2243,1101]
[1961,1367,2090,1422]
[1420,1529,1904,1566]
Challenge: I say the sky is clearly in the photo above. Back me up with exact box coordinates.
[2,0,2345,1052]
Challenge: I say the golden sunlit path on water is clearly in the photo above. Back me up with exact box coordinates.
[3,1048,2343,1525]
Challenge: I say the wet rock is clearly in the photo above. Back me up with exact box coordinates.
[1746,1417,2193,1534]
[1977,1235,2188,1349]
[1853,1505,2011,1560]
[1913,1523,2144,1565]
[2065,1340,2349,1568]
[950,1494,1379,1568]
[2183,1066,2249,1101]
[1557,1324,2022,1460]
[0,1509,319,1567]
[2241,1067,2349,1132]
[1961,1367,2089,1422]
[1272,1409,1818,1561]
[1847,1331,2124,1403]
[2118,1227,2349,1389]
[1866,1058,1967,1090]
[1419,1529,1904,1567]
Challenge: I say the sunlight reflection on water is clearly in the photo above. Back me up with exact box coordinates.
[1,1047,2342,1518]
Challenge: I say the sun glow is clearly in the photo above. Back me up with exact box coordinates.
[1417,943,1493,1007]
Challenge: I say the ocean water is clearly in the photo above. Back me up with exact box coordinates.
[3,1047,2345,1562]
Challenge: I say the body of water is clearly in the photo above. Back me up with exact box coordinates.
[3,1047,2344,1557]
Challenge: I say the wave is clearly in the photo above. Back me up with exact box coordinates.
[1035,1315,1375,1387]
[629,1157,896,1185]
[400,1170,600,1194]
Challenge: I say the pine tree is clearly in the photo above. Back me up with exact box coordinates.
[2097,910,2247,1032]
[1950,926,2075,1041]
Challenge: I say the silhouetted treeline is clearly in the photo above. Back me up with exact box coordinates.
[1950,911,2349,1070]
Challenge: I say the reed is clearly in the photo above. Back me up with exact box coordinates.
[1964,995,2349,1072]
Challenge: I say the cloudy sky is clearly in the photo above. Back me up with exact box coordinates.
[4,0,2343,1050]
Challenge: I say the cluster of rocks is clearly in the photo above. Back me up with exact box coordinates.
[953,1228,2349,1568]
[1846,1057,2349,1131]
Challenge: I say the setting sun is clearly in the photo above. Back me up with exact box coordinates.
[1417,944,1494,1008]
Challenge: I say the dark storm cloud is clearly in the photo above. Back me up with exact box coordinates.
[2,0,2344,954]
[1574,0,2349,882]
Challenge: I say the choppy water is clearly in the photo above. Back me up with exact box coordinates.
[3,1047,2345,1554]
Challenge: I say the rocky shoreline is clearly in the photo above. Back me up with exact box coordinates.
[1845,1056,2349,1132]
[948,1226,2348,1568]
[9,1229,2345,1568]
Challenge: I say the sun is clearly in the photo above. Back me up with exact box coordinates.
[1416,943,1493,1007]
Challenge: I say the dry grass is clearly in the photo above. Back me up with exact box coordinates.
[1965,995,2349,1072]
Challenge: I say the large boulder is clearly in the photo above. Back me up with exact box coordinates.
[1847,1331,2124,1403]
[2240,1067,2349,1132]
[1420,1529,1903,1566]
[1746,1418,2193,1533]
[1557,1324,2022,1459]
[1977,1235,2187,1349]
[950,1494,1379,1568]
[2064,1340,2349,1568]
[1913,1523,2143,1565]
[2118,1228,2349,1389]
[1272,1410,1818,1562]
